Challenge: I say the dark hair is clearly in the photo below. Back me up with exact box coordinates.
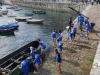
[87,17,89,19]
[55,49,58,53]
[37,39,40,41]
[55,31,57,33]
[57,39,59,42]
[22,55,27,60]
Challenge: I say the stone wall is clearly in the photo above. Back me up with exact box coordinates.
[3,0,88,12]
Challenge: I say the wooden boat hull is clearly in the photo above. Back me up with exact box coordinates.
[0,40,41,75]
[26,19,44,24]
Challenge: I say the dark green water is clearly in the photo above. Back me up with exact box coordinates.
[0,5,76,59]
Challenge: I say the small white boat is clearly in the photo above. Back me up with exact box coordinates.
[0,9,8,14]
[8,20,18,24]
[32,10,42,12]
[26,19,44,24]
[6,6,13,9]
[8,13,16,17]
[15,17,32,22]
[14,8,22,11]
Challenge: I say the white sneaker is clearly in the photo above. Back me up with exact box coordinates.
[34,71,37,74]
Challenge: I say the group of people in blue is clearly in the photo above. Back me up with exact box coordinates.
[18,39,46,75]
[77,11,94,39]
[17,11,95,75]
[51,29,63,74]
[51,11,95,74]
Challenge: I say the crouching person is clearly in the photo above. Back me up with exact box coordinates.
[38,39,46,59]
[18,56,30,75]
[34,52,42,73]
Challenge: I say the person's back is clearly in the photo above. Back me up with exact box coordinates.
[57,41,63,52]
[68,32,72,39]
[52,31,56,38]
[56,52,62,63]
[39,41,46,49]
[71,26,76,34]
[86,23,91,31]
[30,50,35,61]
[79,16,84,23]
[35,54,41,66]
[20,60,27,75]
[58,31,63,41]
[25,59,30,74]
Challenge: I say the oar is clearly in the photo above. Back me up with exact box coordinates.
[68,6,88,18]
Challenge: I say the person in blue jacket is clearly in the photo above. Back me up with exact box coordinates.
[30,47,36,66]
[71,24,77,43]
[18,56,30,75]
[34,52,42,72]
[85,22,91,39]
[57,39,63,55]
[51,29,57,47]
[55,49,62,74]
[77,11,82,24]
[79,16,84,32]
[57,30,63,42]
[84,17,89,25]
[38,39,46,56]
[68,31,72,44]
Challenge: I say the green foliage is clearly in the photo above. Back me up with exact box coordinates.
[87,56,94,66]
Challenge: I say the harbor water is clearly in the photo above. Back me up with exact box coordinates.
[0,5,76,59]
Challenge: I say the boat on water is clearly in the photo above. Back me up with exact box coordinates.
[0,40,41,75]
[0,9,8,15]
[8,13,16,17]
[15,17,32,22]
[32,10,42,13]
[6,6,13,9]
[1,24,19,30]
[14,8,22,11]
[34,11,46,14]
[8,20,18,24]
[26,19,44,24]
[0,28,14,35]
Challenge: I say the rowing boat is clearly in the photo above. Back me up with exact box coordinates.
[0,40,41,75]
